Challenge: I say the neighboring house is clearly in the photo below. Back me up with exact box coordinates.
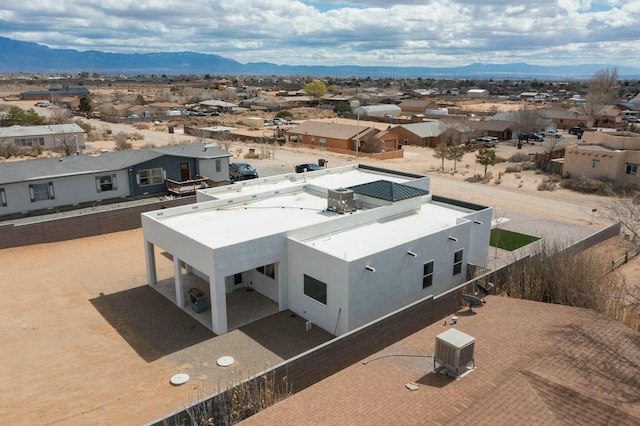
[287,120,378,151]
[19,87,90,101]
[538,109,595,130]
[398,99,440,115]
[571,104,623,128]
[467,89,489,99]
[240,97,287,111]
[475,120,514,141]
[563,131,640,182]
[386,121,461,147]
[352,104,402,118]
[197,100,238,112]
[0,143,231,218]
[141,164,493,335]
[0,124,85,151]
[99,102,133,118]
[147,102,184,116]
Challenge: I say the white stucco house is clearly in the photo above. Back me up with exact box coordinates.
[141,165,493,336]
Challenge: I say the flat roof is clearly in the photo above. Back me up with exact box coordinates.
[304,201,467,261]
[147,166,438,252]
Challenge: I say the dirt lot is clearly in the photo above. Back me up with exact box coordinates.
[1,96,638,424]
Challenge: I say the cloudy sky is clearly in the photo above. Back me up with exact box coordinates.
[1,0,638,68]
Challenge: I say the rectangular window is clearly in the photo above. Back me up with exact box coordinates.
[0,188,7,207]
[216,159,221,173]
[626,164,638,176]
[319,138,327,147]
[423,260,434,289]
[592,160,599,169]
[256,263,275,279]
[139,168,164,186]
[304,274,327,305]
[310,137,315,145]
[453,249,463,275]
[29,182,54,202]
[96,174,117,192]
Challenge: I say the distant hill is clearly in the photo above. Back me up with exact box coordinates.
[1,36,639,79]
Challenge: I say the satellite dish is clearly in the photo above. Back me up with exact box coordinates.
[476,282,494,303]
[462,294,483,312]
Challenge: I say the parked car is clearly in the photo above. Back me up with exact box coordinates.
[627,117,640,123]
[229,162,258,181]
[544,130,562,138]
[522,133,544,143]
[568,126,585,136]
[475,137,498,147]
[295,163,323,173]
[272,117,287,125]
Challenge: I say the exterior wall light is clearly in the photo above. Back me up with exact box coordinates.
[448,236,458,242]
[365,265,376,272]
[407,251,417,257]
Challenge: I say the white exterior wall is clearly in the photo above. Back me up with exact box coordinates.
[346,225,470,331]
[0,170,129,215]
[286,239,350,335]
[197,158,230,182]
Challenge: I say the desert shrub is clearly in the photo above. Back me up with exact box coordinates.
[508,152,531,162]
[485,171,493,181]
[504,165,522,173]
[549,174,561,183]
[134,123,150,130]
[560,177,605,193]
[465,174,484,183]
[521,162,538,171]
[128,132,144,140]
[113,132,132,151]
[0,141,23,158]
[537,178,557,191]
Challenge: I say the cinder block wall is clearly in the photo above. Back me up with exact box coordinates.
[0,197,195,249]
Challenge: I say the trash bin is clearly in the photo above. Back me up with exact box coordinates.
[168,126,174,134]
[517,142,522,149]
[318,159,326,167]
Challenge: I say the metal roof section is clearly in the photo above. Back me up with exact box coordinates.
[0,143,231,185]
[399,121,444,138]
[0,123,85,137]
[349,180,429,202]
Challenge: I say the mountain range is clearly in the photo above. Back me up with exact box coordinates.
[1,36,639,80]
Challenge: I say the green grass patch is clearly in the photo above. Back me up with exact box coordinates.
[490,228,540,251]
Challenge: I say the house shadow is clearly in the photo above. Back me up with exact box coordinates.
[238,310,334,360]
[89,285,214,363]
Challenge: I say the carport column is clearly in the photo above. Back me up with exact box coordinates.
[145,240,157,286]
[174,257,185,308]
[210,272,228,334]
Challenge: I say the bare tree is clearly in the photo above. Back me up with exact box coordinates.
[48,107,73,124]
[513,104,542,137]
[359,132,384,153]
[587,68,619,107]
[54,133,81,156]
[598,191,640,248]
[113,132,132,151]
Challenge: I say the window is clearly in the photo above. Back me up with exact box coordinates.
[0,188,6,207]
[256,263,275,279]
[423,260,434,289]
[319,138,327,147]
[453,249,463,275]
[304,274,327,305]
[29,182,54,202]
[626,164,638,176]
[404,138,408,145]
[14,137,44,147]
[96,175,117,192]
[311,137,315,145]
[216,159,221,173]
[233,273,242,285]
[592,160,599,169]
[139,168,164,186]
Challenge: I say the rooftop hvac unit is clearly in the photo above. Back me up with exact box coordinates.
[433,328,475,377]
[327,188,356,214]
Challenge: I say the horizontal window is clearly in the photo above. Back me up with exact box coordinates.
[304,274,327,305]
[139,168,164,186]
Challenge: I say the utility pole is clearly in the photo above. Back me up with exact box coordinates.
[356,112,360,158]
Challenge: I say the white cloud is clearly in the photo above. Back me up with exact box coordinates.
[0,0,638,67]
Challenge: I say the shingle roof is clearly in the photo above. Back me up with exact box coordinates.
[0,143,230,185]
[288,120,373,140]
[243,297,640,425]
[0,124,85,138]
[349,180,429,201]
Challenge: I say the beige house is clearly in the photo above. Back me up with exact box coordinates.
[287,120,379,152]
[0,124,85,151]
[563,131,640,182]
